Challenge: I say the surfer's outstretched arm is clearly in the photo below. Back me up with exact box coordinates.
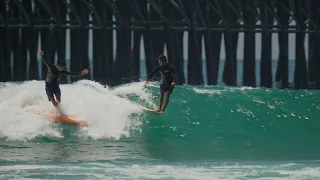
[144,65,160,86]
[147,65,160,80]
[39,51,53,68]
[59,69,89,77]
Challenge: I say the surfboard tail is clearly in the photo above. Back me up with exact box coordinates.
[140,106,164,114]
[34,112,88,126]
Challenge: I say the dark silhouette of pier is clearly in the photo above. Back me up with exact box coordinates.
[0,0,320,89]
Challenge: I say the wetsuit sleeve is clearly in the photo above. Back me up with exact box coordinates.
[59,70,82,76]
[146,65,160,81]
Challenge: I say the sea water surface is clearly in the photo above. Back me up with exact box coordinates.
[0,78,320,179]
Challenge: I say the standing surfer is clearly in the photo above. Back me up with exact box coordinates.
[144,55,176,114]
[39,51,89,107]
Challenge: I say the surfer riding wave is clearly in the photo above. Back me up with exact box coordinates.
[39,51,89,107]
[144,55,176,114]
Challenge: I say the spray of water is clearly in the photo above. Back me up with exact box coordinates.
[0,80,156,141]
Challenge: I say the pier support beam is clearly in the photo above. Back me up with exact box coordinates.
[163,0,185,85]
[0,0,10,82]
[242,0,256,87]
[308,0,320,89]
[205,0,222,85]
[275,0,290,89]
[221,0,239,86]
[185,0,204,85]
[114,0,132,84]
[259,0,273,88]
[292,0,308,89]
[92,0,114,84]
[70,0,89,82]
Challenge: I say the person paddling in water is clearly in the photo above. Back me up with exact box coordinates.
[144,55,176,114]
[39,51,89,107]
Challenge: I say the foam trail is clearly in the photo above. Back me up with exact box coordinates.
[112,81,158,109]
[0,81,61,141]
[0,80,150,141]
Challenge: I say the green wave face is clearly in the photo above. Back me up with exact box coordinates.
[121,84,320,161]
[1,81,320,162]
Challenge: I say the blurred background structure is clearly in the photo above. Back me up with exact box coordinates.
[0,0,320,89]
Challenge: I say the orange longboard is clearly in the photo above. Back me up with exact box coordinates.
[35,112,88,126]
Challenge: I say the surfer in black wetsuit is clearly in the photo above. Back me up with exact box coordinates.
[39,51,89,107]
[144,55,176,114]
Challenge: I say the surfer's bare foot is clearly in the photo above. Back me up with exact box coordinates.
[56,96,61,103]
[154,109,161,112]
[52,100,58,106]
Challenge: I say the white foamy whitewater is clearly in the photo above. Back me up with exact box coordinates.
[0,80,155,141]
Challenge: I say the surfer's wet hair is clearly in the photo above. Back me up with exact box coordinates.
[157,55,167,63]
[57,61,66,66]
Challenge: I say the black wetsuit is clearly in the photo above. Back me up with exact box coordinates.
[42,57,81,101]
[147,62,176,94]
